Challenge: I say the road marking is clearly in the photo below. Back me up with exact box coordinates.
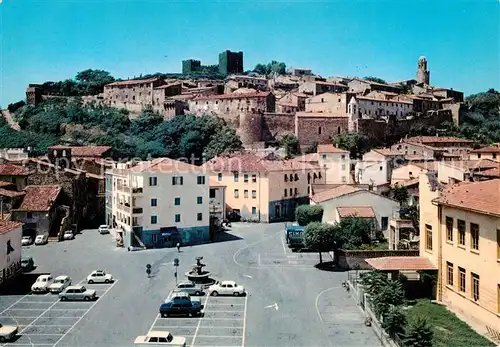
[281,237,287,254]
[197,326,243,329]
[20,324,73,327]
[258,254,261,266]
[241,294,247,347]
[18,297,71,335]
[52,279,118,347]
[314,286,342,324]
[199,318,243,321]
[204,310,245,313]
[264,303,279,310]
[232,230,282,268]
[190,294,210,347]
[0,294,34,315]
[186,335,243,338]
[206,303,244,306]
[243,274,252,279]
[24,333,64,336]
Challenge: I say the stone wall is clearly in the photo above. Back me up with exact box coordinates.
[336,249,419,270]
[261,113,296,142]
[295,114,349,147]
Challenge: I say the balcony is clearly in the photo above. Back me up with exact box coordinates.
[132,187,143,194]
[117,203,131,213]
[132,207,143,214]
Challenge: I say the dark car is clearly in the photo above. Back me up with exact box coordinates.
[159,294,203,317]
[21,257,35,272]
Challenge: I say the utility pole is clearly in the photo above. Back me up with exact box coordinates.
[173,258,179,285]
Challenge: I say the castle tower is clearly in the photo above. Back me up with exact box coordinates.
[416,56,430,85]
[347,96,359,132]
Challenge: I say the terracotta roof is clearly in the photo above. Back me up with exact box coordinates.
[372,148,405,157]
[154,82,182,90]
[105,77,161,87]
[0,181,14,188]
[404,155,429,161]
[291,153,320,163]
[310,185,362,203]
[193,92,270,101]
[203,151,320,173]
[17,185,62,212]
[49,146,112,158]
[471,144,500,154]
[366,257,437,271]
[130,158,203,173]
[295,112,347,118]
[406,136,473,144]
[0,188,25,198]
[209,179,226,187]
[314,81,348,88]
[434,179,500,216]
[356,96,413,105]
[337,207,375,218]
[442,159,499,171]
[317,144,349,154]
[0,163,28,176]
[475,167,500,177]
[0,220,24,234]
[292,92,309,98]
[393,177,420,188]
[413,161,438,171]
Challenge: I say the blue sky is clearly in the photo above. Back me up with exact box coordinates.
[1,0,499,106]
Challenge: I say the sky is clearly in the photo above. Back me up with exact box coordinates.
[0,0,499,106]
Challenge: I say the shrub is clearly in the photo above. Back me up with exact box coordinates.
[403,316,433,347]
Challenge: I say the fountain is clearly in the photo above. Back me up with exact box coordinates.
[185,257,214,285]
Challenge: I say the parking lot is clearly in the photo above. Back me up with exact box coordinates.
[147,292,247,347]
[0,279,117,347]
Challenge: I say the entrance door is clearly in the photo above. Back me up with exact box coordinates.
[275,205,281,218]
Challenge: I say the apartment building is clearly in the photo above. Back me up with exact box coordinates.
[203,152,325,222]
[294,144,351,184]
[355,149,405,188]
[469,144,500,162]
[106,158,210,249]
[392,136,473,160]
[419,174,500,336]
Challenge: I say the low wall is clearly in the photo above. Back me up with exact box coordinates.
[335,249,420,270]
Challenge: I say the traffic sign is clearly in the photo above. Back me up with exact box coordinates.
[146,264,151,269]
[146,268,151,276]
[173,258,179,267]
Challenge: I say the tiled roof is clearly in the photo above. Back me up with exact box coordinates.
[203,151,320,173]
[317,144,349,154]
[295,112,347,118]
[0,181,14,188]
[406,136,473,144]
[372,148,405,157]
[130,158,204,173]
[413,161,438,171]
[310,185,362,203]
[475,167,500,177]
[105,77,161,87]
[442,159,499,171]
[337,207,375,218]
[0,163,28,176]
[291,153,320,163]
[434,179,500,216]
[394,177,420,188]
[154,82,182,90]
[404,155,430,161]
[193,92,270,101]
[0,220,24,234]
[356,96,413,105]
[366,257,437,271]
[0,188,25,198]
[314,81,348,87]
[470,144,500,153]
[49,145,112,158]
[17,185,62,212]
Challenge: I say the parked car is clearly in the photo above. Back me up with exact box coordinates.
[98,225,109,234]
[21,257,35,272]
[63,230,75,240]
[87,269,113,284]
[208,280,246,296]
[160,292,203,317]
[31,274,54,293]
[21,236,33,246]
[49,275,72,294]
[34,234,48,245]
[134,331,186,346]
[0,323,18,342]
[59,285,96,301]
[173,281,205,296]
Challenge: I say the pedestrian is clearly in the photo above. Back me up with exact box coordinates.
[176,242,180,252]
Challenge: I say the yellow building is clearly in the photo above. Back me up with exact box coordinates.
[419,173,500,337]
[203,151,325,222]
[469,144,500,162]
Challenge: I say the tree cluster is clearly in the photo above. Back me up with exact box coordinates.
[363,76,387,84]
[331,132,373,159]
[253,61,286,76]
[278,134,301,158]
[35,69,115,97]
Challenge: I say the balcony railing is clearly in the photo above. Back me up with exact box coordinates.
[132,207,143,214]
[116,185,131,193]
[132,187,143,194]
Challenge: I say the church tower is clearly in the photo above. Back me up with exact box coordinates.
[416,56,430,85]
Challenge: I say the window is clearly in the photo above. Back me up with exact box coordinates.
[497,229,500,259]
[459,267,466,292]
[197,196,203,204]
[151,198,157,207]
[477,154,481,158]
[284,174,288,182]
[318,127,322,135]
[341,163,346,170]
[217,173,222,181]
[493,153,497,159]
[151,216,157,224]
[149,177,158,186]
[284,189,287,197]
[234,189,239,198]
[175,214,181,223]
[244,190,248,198]
[289,174,294,182]
[379,166,383,171]
[447,262,454,286]
[252,207,257,215]
[446,217,453,242]
[27,212,33,219]
[234,172,239,182]
[252,174,257,183]
[471,223,479,251]
[197,213,203,221]
[209,189,216,198]
[197,176,206,185]
[172,176,183,185]
[425,224,433,250]
[174,197,180,205]
[244,174,248,183]
[341,176,346,183]
[289,188,293,196]
[472,273,480,301]
[252,190,256,199]
[294,188,298,195]
[381,217,389,230]
[322,154,327,160]
[458,219,465,246]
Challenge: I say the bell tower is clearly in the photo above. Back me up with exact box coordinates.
[416,56,430,85]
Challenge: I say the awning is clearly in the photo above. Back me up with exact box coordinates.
[365,256,437,271]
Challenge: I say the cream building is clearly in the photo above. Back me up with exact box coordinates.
[419,173,500,338]
[355,149,405,188]
[469,144,500,162]
[304,92,349,116]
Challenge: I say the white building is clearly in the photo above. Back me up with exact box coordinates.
[209,180,226,227]
[348,95,413,121]
[355,149,405,188]
[106,158,210,249]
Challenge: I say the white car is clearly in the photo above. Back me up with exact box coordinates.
[208,280,246,297]
[0,323,18,342]
[31,274,54,293]
[35,234,48,245]
[63,230,75,240]
[135,331,186,346]
[48,275,72,294]
[87,270,114,284]
[21,236,33,246]
[98,225,109,234]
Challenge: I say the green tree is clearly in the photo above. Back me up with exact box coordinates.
[295,205,324,226]
[363,76,387,84]
[371,280,405,318]
[130,108,164,136]
[303,222,337,263]
[332,132,372,159]
[7,100,25,113]
[335,216,373,249]
[253,61,286,76]
[278,134,301,158]
[253,64,267,75]
[360,271,388,296]
[392,184,409,205]
[382,306,407,339]
[403,316,433,347]
[75,69,115,94]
